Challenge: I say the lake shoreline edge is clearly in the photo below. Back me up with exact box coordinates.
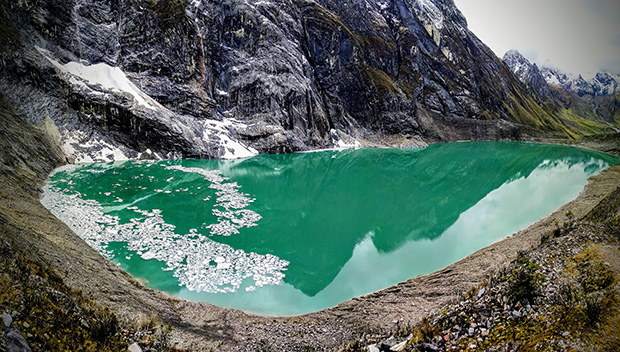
[1,105,619,351]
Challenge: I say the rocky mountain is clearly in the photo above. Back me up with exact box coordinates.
[0,0,587,161]
[502,49,553,100]
[503,50,620,98]
[541,67,620,97]
[503,50,620,134]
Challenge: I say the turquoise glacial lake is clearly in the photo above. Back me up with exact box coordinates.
[41,142,618,316]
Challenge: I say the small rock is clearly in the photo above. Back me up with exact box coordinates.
[477,287,486,298]
[562,331,570,337]
[128,342,143,352]
[5,329,33,352]
[379,335,398,349]
[21,322,29,329]
[366,345,380,352]
[413,343,442,352]
[3,312,12,327]
[390,340,407,351]
[512,310,521,318]
[468,327,475,335]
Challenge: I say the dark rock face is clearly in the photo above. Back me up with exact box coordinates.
[0,0,570,160]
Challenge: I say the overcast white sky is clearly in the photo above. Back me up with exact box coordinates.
[453,0,620,77]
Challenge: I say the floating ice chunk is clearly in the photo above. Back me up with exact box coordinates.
[164,165,262,236]
[142,251,156,260]
[41,167,288,294]
[207,220,240,237]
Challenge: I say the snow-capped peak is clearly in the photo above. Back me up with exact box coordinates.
[504,49,619,97]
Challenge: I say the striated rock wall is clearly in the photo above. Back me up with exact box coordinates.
[0,0,572,161]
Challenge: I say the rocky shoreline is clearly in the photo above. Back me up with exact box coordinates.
[351,192,620,352]
[1,95,620,351]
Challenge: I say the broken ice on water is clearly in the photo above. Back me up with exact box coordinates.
[40,163,288,294]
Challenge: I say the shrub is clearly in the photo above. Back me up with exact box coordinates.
[92,307,120,344]
[571,249,617,294]
[412,317,436,343]
[507,254,543,304]
[552,283,578,310]
[583,293,604,327]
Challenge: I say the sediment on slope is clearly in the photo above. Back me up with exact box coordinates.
[1,91,620,351]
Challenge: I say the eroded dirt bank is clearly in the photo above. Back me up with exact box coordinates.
[1,97,619,351]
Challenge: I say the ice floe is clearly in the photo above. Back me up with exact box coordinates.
[165,164,262,236]
[41,163,288,294]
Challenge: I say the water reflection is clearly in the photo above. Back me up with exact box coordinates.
[214,142,615,297]
[44,142,618,315]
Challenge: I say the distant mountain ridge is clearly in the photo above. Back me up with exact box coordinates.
[503,50,620,98]
[502,50,553,100]
[502,50,620,135]
[542,68,620,97]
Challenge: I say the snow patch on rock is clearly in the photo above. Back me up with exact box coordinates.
[414,0,444,29]
[330,129,362,150]
[37,46,155,109]
[62,130,130,163]
[203,119,259,160]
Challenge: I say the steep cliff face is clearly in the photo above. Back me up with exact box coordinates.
[0,0,579,160]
